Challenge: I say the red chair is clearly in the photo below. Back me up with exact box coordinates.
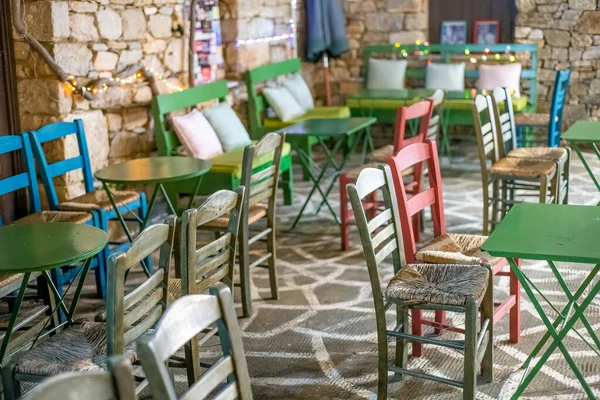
[386,140,520,357]
[339,99,434,251]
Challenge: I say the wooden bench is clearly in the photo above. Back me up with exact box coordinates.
[151,80,294,206]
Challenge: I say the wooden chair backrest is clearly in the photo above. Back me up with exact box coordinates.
[0,133,41,225]
[491,87,517,159]
[548,68,571,147]
[137,286,253,400]
[386,140,445,263]
[24,355,137,400]
[427,89,445,142]
[346,166,406,306]
[393,99,434,153]
[472,95,499,192]
[180,188,245,295]
[107,216,176,355]
[28,120,94,209]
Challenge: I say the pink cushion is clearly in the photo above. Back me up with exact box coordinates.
[172,109,223,160]
[477,63,522,98]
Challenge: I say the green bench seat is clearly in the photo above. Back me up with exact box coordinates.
[263,106,350,130]
[209,142,291,177]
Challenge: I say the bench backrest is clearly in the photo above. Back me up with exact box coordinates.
[363,43,539,106]
[244,58,302,139]
[151,80,229,157]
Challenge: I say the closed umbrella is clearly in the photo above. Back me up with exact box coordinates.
[305,0,349,105]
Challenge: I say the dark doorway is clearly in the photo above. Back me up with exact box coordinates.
[429,0,517,44]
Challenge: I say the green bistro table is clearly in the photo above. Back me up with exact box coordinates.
[562,121,600,198]
[481,203,600,399]
[279,117,377,229]
[95,157,211,275]
[0,223,107,363]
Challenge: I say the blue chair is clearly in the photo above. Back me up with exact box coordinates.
[27,120,150,296]
[514,68,572,148]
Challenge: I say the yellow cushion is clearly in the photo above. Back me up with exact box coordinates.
[444,95,530,111]
[346,98,409,109]
[511,95,529,112]
[209,142,291,178]
[263,106,351,129]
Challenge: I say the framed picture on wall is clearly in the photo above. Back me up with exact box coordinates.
[474,20,500,44]
[440,20,467,45]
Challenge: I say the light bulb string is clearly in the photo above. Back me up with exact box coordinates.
[393,42,517,63]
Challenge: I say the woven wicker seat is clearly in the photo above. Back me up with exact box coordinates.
[15,211,92,224]
[386,264,489,306]
[507,147,568,163]
[204,203,267,228]
[168,278,182,301]
[490,156,556,178]
[513,112,550,127]
[58,190,140,212]
[0,274,23,288]
[416,233,501,266]
[368,145,394,162]
[12,321,138,376]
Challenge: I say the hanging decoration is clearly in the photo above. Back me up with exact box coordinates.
[393,42,517,64]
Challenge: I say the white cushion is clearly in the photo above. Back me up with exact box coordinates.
[282,74,315,111]
[262,86,306,123]
[367,59,407,90]
[477,63,523,98]
[202,103,252,152]
[426,63,466,91]
[171,109,223,160]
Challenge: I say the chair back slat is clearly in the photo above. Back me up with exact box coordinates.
[137,286,253,400]
[107,218,176,355]
[427,89,445,141]
[367,208,392,234]
[0,174,31,197]
[46,156,85,179]
[0,135,23,153]
[393,99,434,153]
[548,68,571,147]
[406,187,436,217]
[491,87,517,157]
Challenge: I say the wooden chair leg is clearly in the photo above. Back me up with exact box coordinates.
[1,362,20,400]
[482,180,490,236]
[539,175,548,204]
[239,219,252,318]
[376,311,389,399]
[411,309,423,357]
[491,180,499,233]
[509,259,521,343]
[282,164,294,206]
[267,219,278,300]
[463,298,478,400]
[340,174,350,251]
[395,305,409,380]
[184,335,201,386]
[482,266,494,382]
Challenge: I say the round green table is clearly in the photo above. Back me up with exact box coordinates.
[0,223,107,362]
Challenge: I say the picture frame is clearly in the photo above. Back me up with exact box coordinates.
[440,20,467,45]
[474,20,500,44]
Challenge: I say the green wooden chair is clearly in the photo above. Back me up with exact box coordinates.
[23,355,137,400]
[2,217,177,399]
[137,285,253,400]
[205,132,284,317]
[346,165,493,399]
[152,80,293,207]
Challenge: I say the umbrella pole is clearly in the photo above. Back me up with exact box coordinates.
[323,54,332,106]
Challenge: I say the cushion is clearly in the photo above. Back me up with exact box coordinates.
[426,63,465,91]
[202,103,252,152]
[209,142,291,178]
[477,63,523,98]
[171,109,223,160]
[282,74,315,111]
[416,233,502,266]
[507,146,568,163]
[511,95,529,112]
[262,86,306,123]
[263,106,351,129]
[367,59,407,90]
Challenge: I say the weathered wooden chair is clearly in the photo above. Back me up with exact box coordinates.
[137,285,253,400]
[203,132,284,317]
[386,139,521,357]
[339,100,434,250]
[2,217,176,399]
[347,165,493,399]
[472,95,559,235]
[23,355,138,400]
[28,120,149,297]
[491,86,570,204]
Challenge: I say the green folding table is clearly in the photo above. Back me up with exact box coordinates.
[279,117,376,229]
[481,203,600,399]
[0,223,107,363]
[562,121,600,197]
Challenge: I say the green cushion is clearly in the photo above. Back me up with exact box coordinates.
[202,103,252,152]
[209,142,291,179]
[511,96,529,112]
[263,106,351,129]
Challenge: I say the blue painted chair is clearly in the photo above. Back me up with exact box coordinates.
[27,120,149,296]
[514,68,572,148]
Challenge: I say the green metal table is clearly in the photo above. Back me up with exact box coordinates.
[481,203,600,399]
[0,223,107,363]
[279,117,376,229]
[562,121,600,198]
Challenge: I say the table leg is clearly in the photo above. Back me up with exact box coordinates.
[185,175,204,211]
[572,143,600,195]
[141,184,162,230]
[0,274,30,362]
[441,109,452,156]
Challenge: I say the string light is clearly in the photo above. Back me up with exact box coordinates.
[235,0,297,47]
[392,41,516,63]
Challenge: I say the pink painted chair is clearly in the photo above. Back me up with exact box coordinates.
[387,139,521,357]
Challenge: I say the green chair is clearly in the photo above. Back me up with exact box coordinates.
[151,80,293,206]
[347,165,493,399]
[137,285,253,400]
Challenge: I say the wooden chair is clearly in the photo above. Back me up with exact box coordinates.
[386,139,521,358]
[23,355,137,400]
[137,285,253,400]
[492,86,570,204]
[339,99,434,251]
[2,217,176,399]
[28,120,149,298]
[472,95,559,235]
[204,132,284,317]
[347,165,493,400]
[514,69,571,148]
